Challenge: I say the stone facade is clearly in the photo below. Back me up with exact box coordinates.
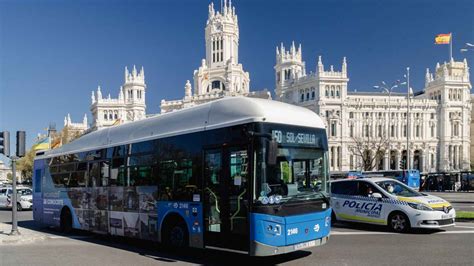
[275,45,472,173]
[90,65,147,129]
[65,65,147,135]
[160,1,270,113]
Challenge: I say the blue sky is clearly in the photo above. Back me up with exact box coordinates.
[0,0,473,159]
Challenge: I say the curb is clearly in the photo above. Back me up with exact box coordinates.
[0,234,48,245]
[455,218,474,223]
[0,225,49,245]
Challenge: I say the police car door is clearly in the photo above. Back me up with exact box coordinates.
[331,180,358,221]
[353,181,387,225]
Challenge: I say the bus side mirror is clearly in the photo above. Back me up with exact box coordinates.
[267,139,278,166]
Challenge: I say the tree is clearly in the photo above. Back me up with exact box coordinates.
[16,148,36,183]
[351,130,389,171]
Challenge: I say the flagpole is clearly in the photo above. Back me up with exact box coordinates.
[450,33,453,60]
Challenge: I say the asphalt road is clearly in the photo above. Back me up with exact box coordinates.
[425,192,474,211]
[1,210,473,266]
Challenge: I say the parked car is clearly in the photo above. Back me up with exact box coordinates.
[0,186,33,211]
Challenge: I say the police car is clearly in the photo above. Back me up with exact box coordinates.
[330,178,455,232]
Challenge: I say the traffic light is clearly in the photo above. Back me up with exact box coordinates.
[16,131,26,157]
[399,159,406,170]
[0,131,10,157]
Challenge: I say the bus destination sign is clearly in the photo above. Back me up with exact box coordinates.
[272,130,318,146]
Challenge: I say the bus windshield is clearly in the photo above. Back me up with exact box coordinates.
[376,180,422,197]
[255,146,329,204]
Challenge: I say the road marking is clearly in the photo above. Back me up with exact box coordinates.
[437,230,474,234]
[454,225,474,229]
[331,231,395,235]
[331,230,474,235]
[48,235,92,239]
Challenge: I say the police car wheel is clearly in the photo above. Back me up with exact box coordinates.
[16,203,23,212]
[388,212,410,233]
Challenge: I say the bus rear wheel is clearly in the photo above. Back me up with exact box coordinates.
[60,207,73,234]
[388,212,410,233]
[163,218,189,248]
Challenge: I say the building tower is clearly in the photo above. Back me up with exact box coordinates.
[274,42,305,100]
[424,58,472,171]
[193,0,250,95]
[91,66,146,129]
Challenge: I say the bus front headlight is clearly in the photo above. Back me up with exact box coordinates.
[408,202,433,211]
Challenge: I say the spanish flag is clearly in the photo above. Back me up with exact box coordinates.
[33,137,50,151]
[435,33,451,45]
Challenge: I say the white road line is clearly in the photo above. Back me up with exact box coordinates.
[437,230,474,234]
[455,225,474,229]
[331,231,395,235]
[331,230,474,235]
[48,235,92,239]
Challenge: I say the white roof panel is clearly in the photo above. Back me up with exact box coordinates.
[40,97,325,158]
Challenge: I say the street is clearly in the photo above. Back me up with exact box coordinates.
[1,210,473,266]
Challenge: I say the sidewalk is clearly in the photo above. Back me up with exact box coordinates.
[426,192,474,204]
[0,222,48,245]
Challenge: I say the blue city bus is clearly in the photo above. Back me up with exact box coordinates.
[32,97,331,256]
[362,170,421,190]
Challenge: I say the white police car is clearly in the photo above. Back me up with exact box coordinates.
[330,178,455,232]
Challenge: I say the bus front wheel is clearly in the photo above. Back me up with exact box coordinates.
[162,216,189,248]
[60,207,73,233]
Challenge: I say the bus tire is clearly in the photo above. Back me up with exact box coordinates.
[60,207,73,234]
[331,211,337,225]
[16,203,23,212]
[388,211,410,233]
[162,215,189,248]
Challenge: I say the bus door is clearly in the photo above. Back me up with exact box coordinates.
[203,147,249,252]
[32,160,44,223]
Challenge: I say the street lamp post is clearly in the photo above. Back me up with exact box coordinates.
[374,79,405,170]
[406,67,411,171]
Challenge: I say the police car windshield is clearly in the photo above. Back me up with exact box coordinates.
[375,180,422,197]
[255,147,329,204]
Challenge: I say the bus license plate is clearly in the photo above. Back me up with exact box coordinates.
[294,240,316,250]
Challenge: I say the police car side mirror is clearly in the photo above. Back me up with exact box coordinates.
[372,193,383,199]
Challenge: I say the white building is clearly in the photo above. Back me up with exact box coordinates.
[66,65,147,134]
[160,1,270,113]
[0,160,22,184]
[90,65,147,129]
[275,44,472,173]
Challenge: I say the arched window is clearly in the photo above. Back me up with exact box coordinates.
[109,111,113,120]
[103,111,107,120]
[300,93,304,102]
[311,90,315,100]
[325,85,329,97]
[114,112,118,120]
[331,86,335,97]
